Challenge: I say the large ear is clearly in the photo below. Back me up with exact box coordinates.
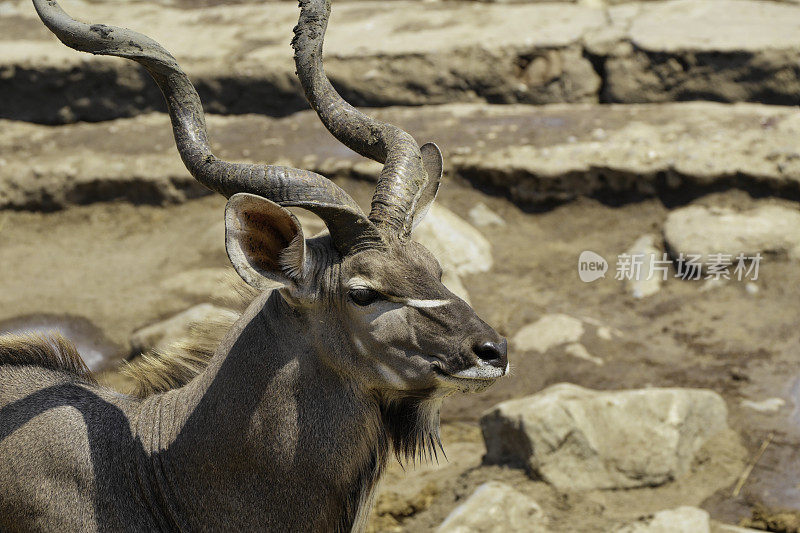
[225,193,307,290]
[410,142,444,231]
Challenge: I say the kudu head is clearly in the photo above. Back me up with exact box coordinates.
[32,0,508,400]
[227,192,508,396]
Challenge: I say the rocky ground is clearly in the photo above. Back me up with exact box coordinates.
[2,0,800,531]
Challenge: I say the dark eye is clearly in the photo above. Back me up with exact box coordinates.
[349,288,382,306]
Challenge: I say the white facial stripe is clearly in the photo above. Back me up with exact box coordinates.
[347,278,451,308]
[402,298,451,309]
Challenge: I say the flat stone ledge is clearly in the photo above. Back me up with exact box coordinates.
[591,0,800,105]
[2,102,800,210]
[0,0,602,123]
[450,102,800,206]
[3,0,800,123]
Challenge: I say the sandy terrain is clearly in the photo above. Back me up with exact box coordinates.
[1,175,798,530]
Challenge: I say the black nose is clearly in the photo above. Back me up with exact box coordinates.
[472,339,508,369]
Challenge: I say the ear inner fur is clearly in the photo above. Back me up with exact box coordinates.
[225,193,307,288]
[408,142,444,233]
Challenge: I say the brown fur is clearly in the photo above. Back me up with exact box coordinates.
[0,333,96,384]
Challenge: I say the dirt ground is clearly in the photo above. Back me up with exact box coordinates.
[1,170,798,530]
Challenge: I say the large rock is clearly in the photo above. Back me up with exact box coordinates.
[512,313,584,353]
[129,303,239,356]
[413,204,493,304]
[5,103,800,210]
[480,383,729,490]
[437,481,548,533]
[663,204,800,265]
[617,507,710,533]
[413,204,493,276]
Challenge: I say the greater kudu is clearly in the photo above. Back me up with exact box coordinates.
[0,0,508,530]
